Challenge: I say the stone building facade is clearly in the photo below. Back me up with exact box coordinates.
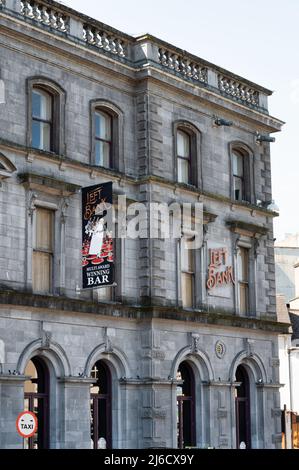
[0,0,288,449]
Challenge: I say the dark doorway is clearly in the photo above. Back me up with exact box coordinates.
[90,360,112,449]
[235,365,251,449]
[24,356,50,449]
[177,361,196,448]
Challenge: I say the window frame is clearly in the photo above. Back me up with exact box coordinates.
[90,360,112,449]
[229,142,255,204]
[179,236,195,309]
[27,77,66,155]
[173,121,202,188]
[90,100,124,172]
[24,356,50,449]
[31,87,54,152]
[32,206,55,295]
[235,365,251,449]
[176,361,196,449]
[177,129,192,185]
[94,110,113,168]
[237,246,249,315]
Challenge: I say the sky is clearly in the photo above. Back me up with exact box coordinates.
[61,0,299,242]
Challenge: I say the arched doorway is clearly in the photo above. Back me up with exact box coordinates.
[90,360,112,449]
[24,356,50,449]
[176,361,196,448]
[235,365,251,449]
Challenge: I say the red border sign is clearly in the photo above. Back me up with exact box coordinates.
[16,411,38,438]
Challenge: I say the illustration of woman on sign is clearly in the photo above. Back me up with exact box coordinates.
[87,216,106,257]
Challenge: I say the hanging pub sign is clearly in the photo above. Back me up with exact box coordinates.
[81,182,114,290]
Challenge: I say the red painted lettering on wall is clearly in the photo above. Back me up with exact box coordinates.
[207,248,235,290]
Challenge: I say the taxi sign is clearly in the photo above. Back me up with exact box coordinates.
[16,411,37,438]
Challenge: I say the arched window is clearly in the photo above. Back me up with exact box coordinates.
[94,110,112,167]
[27,77,66,155]
[90,360,112,449]
[235,365,251,449]
[32,87,53,152]
[176,361,196,448]
[91,100,124,171]
[174,122,201,187]
[232,150,245,201]
[230,144,254,203]
[24,357,50,449]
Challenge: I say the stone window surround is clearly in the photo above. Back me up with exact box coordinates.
[90,99,124,172]
[173,120,202,189]
[20,173,80,296]
[228,141,255,205]
[26,76,66,156]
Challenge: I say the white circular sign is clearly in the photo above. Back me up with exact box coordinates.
[16,411,38,438]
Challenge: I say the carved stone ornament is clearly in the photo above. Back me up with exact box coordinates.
[41,330,52,349]
[215,340,226,359]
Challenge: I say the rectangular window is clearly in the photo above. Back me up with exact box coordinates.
[32,207,54,294]
[32,89,53,152]
[180,238,194,308]
[237,247,249,315]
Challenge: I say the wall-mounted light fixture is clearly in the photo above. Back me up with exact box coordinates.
[256,132,275,143]
[214,117,233,127]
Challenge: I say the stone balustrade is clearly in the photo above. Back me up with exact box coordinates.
[1,0,266,111]
[83,24,127,58]
[20,0,69,32]
[158,47,208,84]
[218,74,260,107]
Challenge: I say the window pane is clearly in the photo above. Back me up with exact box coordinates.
[238,247,249,282]
[181,240,194,272]
[32,252,51,293]
[32,120,51,151]
[95,140,111,167]
[35,208,53,251]
[95,111,111,140]
[233,152,244,177]
[182,272,193,308]
[32,90,52,121]
[239,283,249,314]
[233,176,243,201]
[178,158,189,184]
[177,130,190,158]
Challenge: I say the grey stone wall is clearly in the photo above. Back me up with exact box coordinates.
[0,1,285,449]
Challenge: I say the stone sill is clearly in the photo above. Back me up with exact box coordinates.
[0,138,278,218]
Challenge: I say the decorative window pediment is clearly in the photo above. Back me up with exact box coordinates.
[226,220,268,238]
[18,172,81,196]
[0,153,17,180]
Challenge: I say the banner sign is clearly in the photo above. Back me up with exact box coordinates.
[82,182,114,290]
